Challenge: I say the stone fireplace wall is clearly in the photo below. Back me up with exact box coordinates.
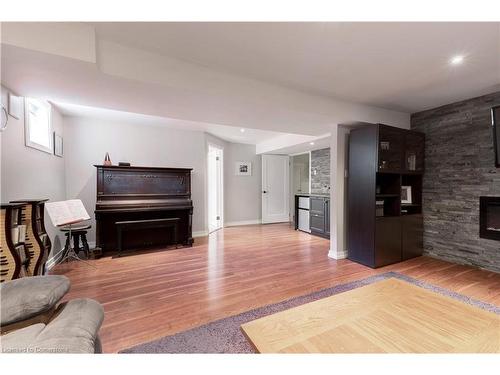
[411,91,500,273]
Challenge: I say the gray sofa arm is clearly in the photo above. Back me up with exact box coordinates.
[0,276,70,327]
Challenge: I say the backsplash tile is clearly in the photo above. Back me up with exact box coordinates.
[311,148,330,194]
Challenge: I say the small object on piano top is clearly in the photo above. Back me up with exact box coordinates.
[103,152,112,166]
[118,162,131,166]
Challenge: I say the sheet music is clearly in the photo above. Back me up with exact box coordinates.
[46,199,90,227]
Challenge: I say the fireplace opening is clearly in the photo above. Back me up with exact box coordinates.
[480,197,500,241]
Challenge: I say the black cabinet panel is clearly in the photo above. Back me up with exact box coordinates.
[402,214,423,260]
[309,196,330,238]
[325,199,330,236]
[310,197,325,215]
[375,217,402,267]
[348,126,377,267]
[310,214,325,233]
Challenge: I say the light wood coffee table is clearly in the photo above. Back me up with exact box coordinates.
[241,278,500,353]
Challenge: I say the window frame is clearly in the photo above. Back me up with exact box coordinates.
[24,97,53,154]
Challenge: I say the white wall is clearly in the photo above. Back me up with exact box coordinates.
[224,143,262,225]
[0,85,66,257]
[205,134,262,226]
[63,117,208,242]
[329,125,350,260]
[63,117,264,244]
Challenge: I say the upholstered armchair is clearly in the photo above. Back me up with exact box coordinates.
[0,275,104,353]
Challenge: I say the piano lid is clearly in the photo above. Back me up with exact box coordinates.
[95,164,193,204]
[94,165,193,171]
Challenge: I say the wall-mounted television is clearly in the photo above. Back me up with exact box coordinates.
[493,105,500,168]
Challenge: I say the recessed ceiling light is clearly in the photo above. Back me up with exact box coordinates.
[310,142,315,145]
[450,55,464,65]
[240,128,245,133]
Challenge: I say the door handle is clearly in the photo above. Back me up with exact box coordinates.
[262,190,267,194]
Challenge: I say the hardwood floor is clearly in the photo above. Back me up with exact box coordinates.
[50,223,500,353]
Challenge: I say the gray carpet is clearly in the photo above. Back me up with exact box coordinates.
[120,272,499,353]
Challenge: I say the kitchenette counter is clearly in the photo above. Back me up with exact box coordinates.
[294,194,330,238]
[295,193,330,198]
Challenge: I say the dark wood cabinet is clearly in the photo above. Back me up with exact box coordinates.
[348,123,424,268]
[375,217,402,267]
[310,196,330,238]
[325,199,330,236]
[401,214,423,260]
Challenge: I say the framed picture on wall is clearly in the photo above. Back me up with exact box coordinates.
[54,132,63,157]
[235,161,252,176]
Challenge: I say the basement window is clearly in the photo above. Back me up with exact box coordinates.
[24,98,53,153]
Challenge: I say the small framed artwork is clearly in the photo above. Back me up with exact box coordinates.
[235,161,252,176]
[8,93,22,120]
[54,132,63,157]
[401,185,412,204]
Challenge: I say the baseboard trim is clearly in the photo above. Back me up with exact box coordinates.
[193,231,209,238]
[46,248,65,271]
[46,241,96,271]
[224,219,262,227]
[328,249,348,260]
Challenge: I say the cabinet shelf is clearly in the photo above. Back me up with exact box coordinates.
[376,194,400,198]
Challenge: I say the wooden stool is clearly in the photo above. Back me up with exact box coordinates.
[60,225,91,259]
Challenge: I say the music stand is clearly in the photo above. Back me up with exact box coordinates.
[46,199,96,268]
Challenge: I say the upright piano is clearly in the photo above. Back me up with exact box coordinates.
[94,165,193,254]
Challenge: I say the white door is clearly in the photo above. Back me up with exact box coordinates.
[208,144,223,233]
[262,154,290,223]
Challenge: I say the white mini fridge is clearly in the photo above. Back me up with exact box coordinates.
[297,197,311,233]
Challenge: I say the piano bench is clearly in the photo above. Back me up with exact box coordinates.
[115,218,181,256]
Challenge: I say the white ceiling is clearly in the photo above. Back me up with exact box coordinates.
[94,22,500,112]
[54,102,285,145]
[2,22,498,147]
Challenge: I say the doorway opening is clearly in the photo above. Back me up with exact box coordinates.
[208,144,224,233]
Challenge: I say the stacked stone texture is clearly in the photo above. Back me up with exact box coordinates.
[411,91,500,272]
[311,148,330,194]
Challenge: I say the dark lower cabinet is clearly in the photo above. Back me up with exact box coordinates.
[375,217,402,267]
[310,196,330,238]
[310,213,325,233]
[402,214,423,260]
[325,199,330,236]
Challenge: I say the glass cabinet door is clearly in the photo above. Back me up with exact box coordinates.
[404,132,425,172]
[378,125,404,172]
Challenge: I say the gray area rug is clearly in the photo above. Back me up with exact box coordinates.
[120,272,499,353]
